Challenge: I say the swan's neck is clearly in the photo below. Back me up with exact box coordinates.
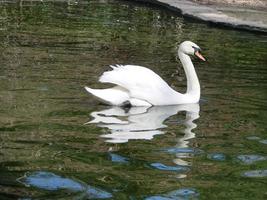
[178,51,200,98]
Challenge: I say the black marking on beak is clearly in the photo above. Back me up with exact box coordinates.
[192,46,201,53]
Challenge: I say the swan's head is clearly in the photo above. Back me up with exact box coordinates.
[179,41,206,61]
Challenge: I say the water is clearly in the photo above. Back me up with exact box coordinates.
[0,0,267,199]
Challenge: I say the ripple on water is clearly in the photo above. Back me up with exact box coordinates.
[237,155,266,164]
[17,171,112,199]
[259,139,267,145]
[109,153,129,164]
[37,86,49,91]
[207,153,226,161]
[246,136,261,140]
[145,188,199,200]
[145,196,173,200]
[242,170,267,178]
[150,163,189,172]
[166,188,199,198]
[164,147,203,155]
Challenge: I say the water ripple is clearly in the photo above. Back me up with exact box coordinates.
[109,153,129,164]
[237,155,266,164]
[145,188,199,200]
[242,170,267,178]
[207,153,226,161]
[17,171,112,199]
[150,163,189,172]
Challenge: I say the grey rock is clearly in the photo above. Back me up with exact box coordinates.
[136,0,267,33]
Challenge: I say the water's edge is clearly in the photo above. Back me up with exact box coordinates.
[130,0,267,33]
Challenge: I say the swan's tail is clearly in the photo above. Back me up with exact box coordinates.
[84,86,130,106]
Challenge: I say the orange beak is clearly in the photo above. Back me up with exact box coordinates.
[195,51,206,62]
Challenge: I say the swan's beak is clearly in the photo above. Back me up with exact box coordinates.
[195,51,206,61]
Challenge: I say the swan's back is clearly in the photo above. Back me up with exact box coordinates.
[99,65,183,105]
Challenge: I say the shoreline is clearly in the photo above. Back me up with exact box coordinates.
[190,0,267,11]
[133,0,267,33]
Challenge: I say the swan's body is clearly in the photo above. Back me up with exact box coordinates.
[85,41,205,106]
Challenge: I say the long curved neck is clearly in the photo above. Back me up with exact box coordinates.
[178,51,200,98]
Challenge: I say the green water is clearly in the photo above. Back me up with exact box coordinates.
[0,0,267,199]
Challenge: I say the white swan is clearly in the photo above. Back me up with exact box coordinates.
[85,41,205,106]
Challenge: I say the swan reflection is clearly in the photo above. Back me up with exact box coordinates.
[86,104,199,145]
[87,104,200,179]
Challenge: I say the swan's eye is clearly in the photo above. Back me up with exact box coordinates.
[192,46,201,52]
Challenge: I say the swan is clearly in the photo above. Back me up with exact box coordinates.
[85,41,205,107]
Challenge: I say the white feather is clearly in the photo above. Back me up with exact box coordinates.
[99,65,186,105]
[85,86,129,106]
[85,41,203,106]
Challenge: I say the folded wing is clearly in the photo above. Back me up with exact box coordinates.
[99,65,180,105]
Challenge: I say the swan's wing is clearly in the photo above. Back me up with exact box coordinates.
[85,86,129,106]
[99,65,179,105]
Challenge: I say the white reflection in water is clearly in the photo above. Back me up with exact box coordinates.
[86,104,199,145]
[87,104,200,179]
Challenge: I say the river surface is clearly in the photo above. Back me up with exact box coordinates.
[0,0,267,199]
